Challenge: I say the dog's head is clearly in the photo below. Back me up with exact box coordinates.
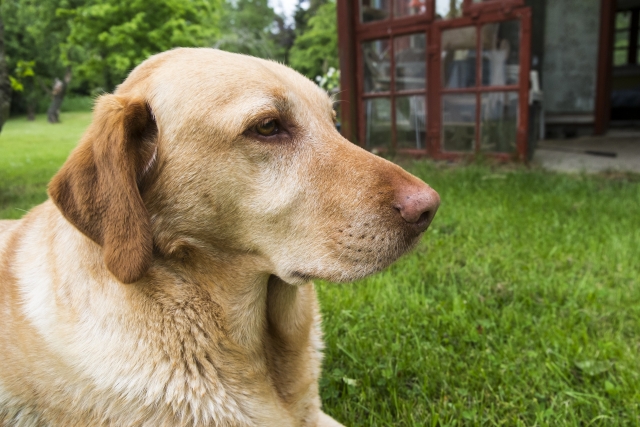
[49,48,439,285]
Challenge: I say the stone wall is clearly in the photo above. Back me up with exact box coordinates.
[542,0,601,114]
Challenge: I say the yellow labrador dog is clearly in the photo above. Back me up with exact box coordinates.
[0,48,439,426]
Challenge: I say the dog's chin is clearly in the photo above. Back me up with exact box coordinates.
[279,235,422,285]
[279,264,390,286]
[278,271,315,286]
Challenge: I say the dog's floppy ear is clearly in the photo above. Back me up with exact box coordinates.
[49,94,158,284]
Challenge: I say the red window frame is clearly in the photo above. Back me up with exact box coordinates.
[463,0,526,16]
[430,8,532,160]
[357,27,430,153]
[338,0,531,159]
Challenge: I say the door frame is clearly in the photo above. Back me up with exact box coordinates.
[430,7,532,160]
[594,0,617,135]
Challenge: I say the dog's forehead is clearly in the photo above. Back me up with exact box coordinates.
[210,54,333,112]
[125,48,333,114]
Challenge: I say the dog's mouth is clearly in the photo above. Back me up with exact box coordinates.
[279,229,423,285]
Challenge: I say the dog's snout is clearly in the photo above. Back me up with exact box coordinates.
[394,185,440,232]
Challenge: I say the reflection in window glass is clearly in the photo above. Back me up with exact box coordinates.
[614,11,632,67]
[480,92,518,153]
[442,27,477,88]
[395,0,426,18]
[482,21,520,86]
[365,98,392,150]
[616,11,631,30]
[361,0,390,23]
[395,34,426,91]
[435,0,463,20]
[614,49,628,66]
[616,29,630,49]
[443,94,476,152]
[363,39,391,93]
[396,96,426,149]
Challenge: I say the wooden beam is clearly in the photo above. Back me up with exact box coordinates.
[337,0,359,143]
[594,0,617,135]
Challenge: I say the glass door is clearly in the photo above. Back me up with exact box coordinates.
[431,8,531,159]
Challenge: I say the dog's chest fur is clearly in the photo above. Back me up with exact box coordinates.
[0,207,324,427]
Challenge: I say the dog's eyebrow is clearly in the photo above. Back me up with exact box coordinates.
[269,93,293,116]
[240,95,292,129]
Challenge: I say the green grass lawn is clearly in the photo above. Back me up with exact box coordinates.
[0,112,93,219]
[2,113,640,425]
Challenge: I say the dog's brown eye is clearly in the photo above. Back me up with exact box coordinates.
[255,119,279,136]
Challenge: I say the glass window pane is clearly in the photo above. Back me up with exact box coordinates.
[365,98,392,150]
[435,0,463,20]
[396,96,426,149]
[616,30,630,49]
[480,92,518,153]
[482,20,520,86]
[395,0,426,18]
[442,27,477,88]
[443,94,476,152]
[395,34,426,91]
[614,49,628,66]
[363,39,391,93]
[361,0,390,23]
[616,11,631,31]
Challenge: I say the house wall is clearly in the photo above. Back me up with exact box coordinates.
[542,0,602,115]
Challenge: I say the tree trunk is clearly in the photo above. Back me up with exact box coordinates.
[25,79,37,121]
[26,103,36,121]
[47,69,71,124]
[0,17,12,133]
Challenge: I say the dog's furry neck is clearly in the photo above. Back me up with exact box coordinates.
[0,202,323,426]
[127,249,323,425]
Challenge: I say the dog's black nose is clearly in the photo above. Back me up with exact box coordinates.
[394,185,440,233]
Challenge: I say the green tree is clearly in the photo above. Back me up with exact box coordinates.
[9,60,37,120]
[288,0,337,80]
[214,0,291,61]
[0,14,11,131]
[1,0,78,118]
[61,0,221,91]
[293,0,327,37]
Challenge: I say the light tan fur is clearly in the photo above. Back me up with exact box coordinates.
[0,48,439,427]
